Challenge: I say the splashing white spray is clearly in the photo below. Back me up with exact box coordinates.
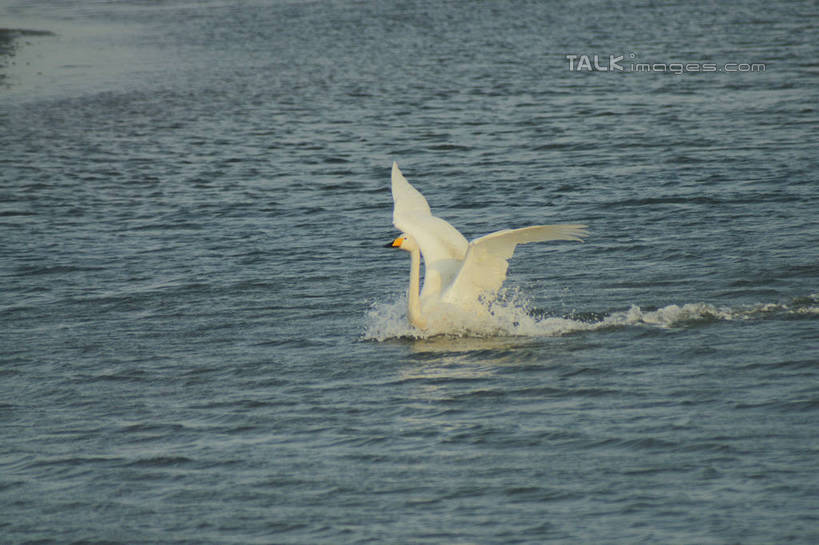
[361,292,818,342]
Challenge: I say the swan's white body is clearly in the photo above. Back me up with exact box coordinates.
[387,162,588,330]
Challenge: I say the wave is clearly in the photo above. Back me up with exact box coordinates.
[362,292,818,342]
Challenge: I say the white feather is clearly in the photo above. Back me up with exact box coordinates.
[388,162,587,329]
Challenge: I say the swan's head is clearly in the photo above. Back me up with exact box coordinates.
[384,233,419,252]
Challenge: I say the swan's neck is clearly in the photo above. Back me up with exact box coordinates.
[408,248,427,329]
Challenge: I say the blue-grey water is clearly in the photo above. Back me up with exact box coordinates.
[1,1,817,543]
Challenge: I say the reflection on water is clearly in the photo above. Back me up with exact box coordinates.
[392,336,523,390]
[395,334,561,384]
[407,334,534,354]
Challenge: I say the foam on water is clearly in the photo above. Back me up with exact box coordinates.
[362,292,818,342]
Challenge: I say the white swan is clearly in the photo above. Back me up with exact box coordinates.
[385,162,588,331]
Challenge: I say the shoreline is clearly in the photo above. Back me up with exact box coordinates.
[0,27,56,85]
[0,27,55,56]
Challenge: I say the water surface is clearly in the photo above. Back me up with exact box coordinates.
[1,1,817,543]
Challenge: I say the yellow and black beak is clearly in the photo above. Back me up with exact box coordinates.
[384,236,404,248]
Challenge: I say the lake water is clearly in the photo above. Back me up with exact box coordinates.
[1,1,817,543]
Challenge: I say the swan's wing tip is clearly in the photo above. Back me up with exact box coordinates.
[545,224,588,242]
[567,225,590,242]
[391,162,405,184]
[390,161,434,221]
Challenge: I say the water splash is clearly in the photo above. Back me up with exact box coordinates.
[362,292,818,342]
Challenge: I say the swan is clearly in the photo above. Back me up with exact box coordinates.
[385,162,588,331]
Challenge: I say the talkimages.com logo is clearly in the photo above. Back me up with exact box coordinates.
[566,54,766,74]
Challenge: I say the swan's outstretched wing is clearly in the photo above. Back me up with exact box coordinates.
[391,162,468,297]
[391,161,431,220]
[443,225,588,304]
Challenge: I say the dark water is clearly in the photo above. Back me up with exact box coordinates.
[1,1,818,543]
